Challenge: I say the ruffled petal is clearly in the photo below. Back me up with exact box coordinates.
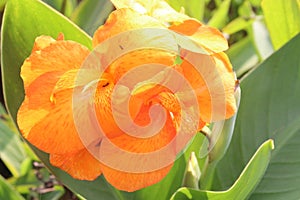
[109,0,228,53]
[100,162,173,192]
[22,89,85,154]
[179,51,236,122]
[18,35,93,154]
[110,0,191,25]
[92,8,165,47]
[169,23,228,53]
[21,36,90,89]
[50,148,102,180]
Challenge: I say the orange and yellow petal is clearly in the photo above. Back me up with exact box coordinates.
[92,8,165,47]
[50,148,102,180]
[21,37,90,89]
[18,35,92,154]
[20,89,85,154]
[179,51,236,122]
[110,0,191,25]
[169,23,228,53]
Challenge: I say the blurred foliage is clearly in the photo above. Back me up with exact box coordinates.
[0,0,299,199]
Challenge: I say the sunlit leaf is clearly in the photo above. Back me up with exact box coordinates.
[166,0,205,21]
[208,0,231,29]
[0,175,25,200]
[222,17,253,35]
[262,0,300,49]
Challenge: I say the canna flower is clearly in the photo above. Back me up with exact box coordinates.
[17,0,237,192]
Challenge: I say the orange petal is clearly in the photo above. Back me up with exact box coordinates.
[107,49,175,83]
[110,0,191,25]
[21,89,85,154]
[21,37,90,89]
[92,8,164,47]
[213,52,237,119]
[107,105,177,153]
[100,162,173,192]
[169,23,228,53]
[179,51,236,122]
[50,148,102,180]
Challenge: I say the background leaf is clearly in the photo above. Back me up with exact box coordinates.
[226,36,258,77]
[212,33,300,200]
[70,0,113,36]
[0,104,26,177]
[262,0,300,49]
[166,0,206,21]
[208,0,231,29]
[171,140,274,200]
[42,0,78,17]
[0,175,25,200]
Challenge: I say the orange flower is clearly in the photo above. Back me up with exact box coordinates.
[17,1,237,192]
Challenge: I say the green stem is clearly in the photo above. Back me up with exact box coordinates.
[199,158,217,190]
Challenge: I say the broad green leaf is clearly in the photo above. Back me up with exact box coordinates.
[0,0,6,11]
[0,175,25,200]
[42,0,77,17]
[1,0,91,120]
[262,0,300,50]
[207,0,231,29]
[213,33,300,200]
[222,17,253,35]
[171,140,274,200]
[166,0,205,21]
[227,36,259,77]
[1,0,121,199]
[0,104,27,177]
[70,0,113,36]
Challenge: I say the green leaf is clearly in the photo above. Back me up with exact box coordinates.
[222,17,253,35]
[42,0,77,17]
[38,186,65,200]
[171,140,274,200]
[1,0,92,120]
[0,175,25,200]
[0,104,27,177]
[166,0,206,21]
[0,0,6,11]
[213,33,300,200]
[70,0,113,36]
[207,0,231,29]
[262,0,300,50]
[226,36,259,77]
